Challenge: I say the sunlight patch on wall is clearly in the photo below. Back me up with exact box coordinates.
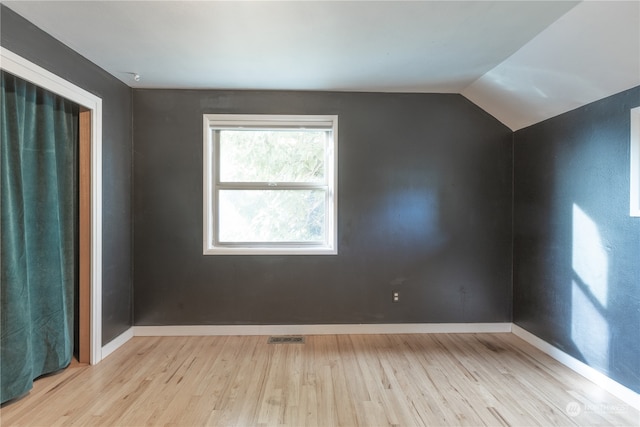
[571,203,609,369]
[571,280,609,368]
[572,204,608,308]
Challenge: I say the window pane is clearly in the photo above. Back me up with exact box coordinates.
[218,190,326,242]
[219,130,326,182]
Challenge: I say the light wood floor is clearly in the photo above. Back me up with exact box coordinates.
[1,333,638,426]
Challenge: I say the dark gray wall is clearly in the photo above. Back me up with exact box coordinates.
[513,86,640,393]
[133,89,513,325]
[1,5,134,344]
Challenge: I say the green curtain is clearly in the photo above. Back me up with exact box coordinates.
[1,71,78,404]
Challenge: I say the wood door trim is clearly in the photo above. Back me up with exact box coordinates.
[78,108,91,364]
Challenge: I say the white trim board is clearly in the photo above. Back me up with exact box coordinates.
[630,106,640,217]
[0,48,104,365]
[133,323,512,337]
[100,323,510,361]
[101,328,134,360]
[512,324,640,410]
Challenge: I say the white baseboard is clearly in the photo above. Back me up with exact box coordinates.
[512,324,640,410]
[133,322,512,337]
[101,327,134,360]
[100,323,509,361]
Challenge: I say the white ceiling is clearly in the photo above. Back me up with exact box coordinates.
[3,1,639,130]
[463,0,640,130]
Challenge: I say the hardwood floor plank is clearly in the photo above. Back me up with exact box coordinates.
[1,334,638,427]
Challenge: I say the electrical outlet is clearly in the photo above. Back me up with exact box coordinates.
[392,291,399,303]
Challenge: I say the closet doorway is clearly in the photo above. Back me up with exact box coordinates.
[1,48,103,366]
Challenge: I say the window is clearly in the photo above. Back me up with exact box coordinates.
[631,106,640,217]
[203,114,338,254]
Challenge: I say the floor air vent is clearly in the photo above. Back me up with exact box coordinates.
[268,336,305,344]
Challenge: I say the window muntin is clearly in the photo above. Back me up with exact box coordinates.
[203,115,337,255]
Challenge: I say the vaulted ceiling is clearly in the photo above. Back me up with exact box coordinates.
[3,1,639,130]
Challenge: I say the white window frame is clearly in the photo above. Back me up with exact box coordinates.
[631,106,640,217]
[203,114,338,255]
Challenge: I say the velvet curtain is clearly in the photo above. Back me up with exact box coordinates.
[1,71,78,404]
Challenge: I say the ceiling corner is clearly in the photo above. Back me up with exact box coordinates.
[461,1,640,132]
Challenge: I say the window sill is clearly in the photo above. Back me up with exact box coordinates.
[203,246,337,256]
